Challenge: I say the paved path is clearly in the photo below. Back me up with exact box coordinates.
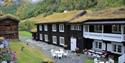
[20,37,87,63]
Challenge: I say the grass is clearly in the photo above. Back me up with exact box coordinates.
[9,40,53,63]
[85,58,94,63]
[19,31,32,37]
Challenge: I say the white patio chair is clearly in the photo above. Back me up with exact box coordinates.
[57,51,63,59]
[63,51,68,57]
[94,58,100,63]
[50,49,57,58]
[51,52,57,58]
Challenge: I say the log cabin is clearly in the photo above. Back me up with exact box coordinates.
[0,15,19,39]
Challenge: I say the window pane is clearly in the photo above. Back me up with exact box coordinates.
[44,34,48,42]
[95,42,98,48]
[52,24,56,32]
[98,42,102,49]
[40,34,43,40]
[118,45,122,53]
[44,25,48,31]
[112,25,121,33]
[59,24,64,32]
[39,25,42,31]
[60,37,64,45]
[53,36,57,44]
[94,25,102,32]
[113,45,116,52]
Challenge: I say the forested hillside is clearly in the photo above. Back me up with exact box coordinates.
[0,0,125,31]
[0,0,125,20]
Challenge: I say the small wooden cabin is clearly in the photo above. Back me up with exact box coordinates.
[0,15,19,39]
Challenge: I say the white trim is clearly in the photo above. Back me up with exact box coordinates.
[40,34,43,40]
[59,37,65,46]
[52,36,57,44]
[71,24,81,30]
[112,25,121,33]
[44,34,48,42]
[59,24,64,32]
[112,43,123,54]
[44,24,48,31]
[94,40,102,50]
[52,24,57,32]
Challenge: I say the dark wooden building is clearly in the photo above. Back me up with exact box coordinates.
[0,15,19,39]
[33,11,85,50]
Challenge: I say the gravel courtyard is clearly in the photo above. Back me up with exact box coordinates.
[20,36,90,63]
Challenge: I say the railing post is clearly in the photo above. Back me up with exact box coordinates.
[121,25,124,41]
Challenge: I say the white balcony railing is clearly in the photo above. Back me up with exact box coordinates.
[83,32,125,42]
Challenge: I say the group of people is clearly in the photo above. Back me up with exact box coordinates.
[0,37,17,63]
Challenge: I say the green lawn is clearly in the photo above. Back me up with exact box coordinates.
[9,40,53,63]
[85,58,94,63]
[19,31,32,37]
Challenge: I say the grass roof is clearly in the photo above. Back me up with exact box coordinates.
[36,10,83,24]
[0,14,20,22]
[70,7,125,23]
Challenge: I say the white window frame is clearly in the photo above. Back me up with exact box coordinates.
[71,24,81,31]
[39,25,42,31]
[112,44,122,53]
[123,25,125,33]
[95,41,102,49]
[94,25,102,32]
[112,25,121,33]
[59,24,64,32]
[52,24,57,32]
[44,34,48,42]
[59,37,65,46]
[44,24,48,31]
[40,34,43,40]
[52,36,57,44]
[84,25,89,32]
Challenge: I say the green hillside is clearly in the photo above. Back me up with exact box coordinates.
[0,0,125,31]
[0,0,125,20]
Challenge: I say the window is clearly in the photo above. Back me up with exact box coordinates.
[59,24,64,32]
[113,44,117,52]
[44,24,48,31]
[112,25,121,33]
[52,36,57,44]
[52,24,57,32]
[94,25,102,32]
[124,47,125,53]
[95,41,102,49]
[39,25,42,31]
[71,24,81,31]
[123,25,125,33]
[118,45,122,53]
[40,34,43,40]
[112,44,122,53]
[59,37,65,46]
[44,34,48,42]
[84,25,89,32]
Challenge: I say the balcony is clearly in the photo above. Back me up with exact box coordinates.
[83,32,125,42]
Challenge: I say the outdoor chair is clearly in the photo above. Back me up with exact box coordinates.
[50,49,57,58]
[63,51,68,57]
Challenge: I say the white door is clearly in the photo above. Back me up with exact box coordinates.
[70,37,77,51]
